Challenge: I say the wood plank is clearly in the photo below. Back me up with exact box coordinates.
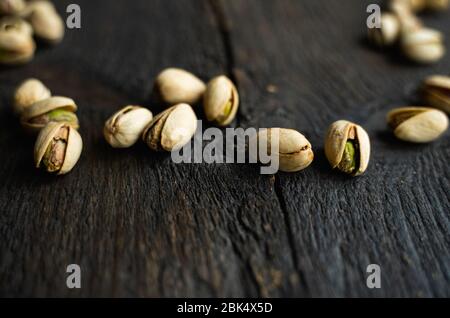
[0,0,448,297]
[222,0,450,297]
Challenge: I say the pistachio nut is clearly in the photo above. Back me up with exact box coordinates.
[0,0,26,15]
[387,107,448,143]
[104,106,153,148]
[401,28,445,64]
[426,0,449,11]
[203,75,239,126]
[143,103,197,152]
[390,1,423,32]
[154,68,206,105]
[26,0,64,44]
[0,17,33,36]
[13,78,51,115]
[325,120,370,176]
[0,21,35,64]
[34,122,82,175]
[21,96,79,133]
[368,13,400,47]
[422,75,450,114]
[249,128,314,173]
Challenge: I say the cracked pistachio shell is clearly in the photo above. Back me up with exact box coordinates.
[34,122,82,175]
[422,75,450,114]
[0,23,35,64]
[13,78,51,115]
[368,13,400,47]
[401,28,445,64]
[104,106,153,148]
[203,75,239,126]
[250,128,314,173]
[154,68,206,105]
[0,0,26,15]
[0,17,33,36]
[21,96,78,133]
[27,0,64,44]
[387,107,448,143]
[325,120,370,176]
[143,103,197,152]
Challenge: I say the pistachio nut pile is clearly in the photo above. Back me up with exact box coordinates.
[368,0,448,64]
[12,78,82,175]
[0,0,64,65]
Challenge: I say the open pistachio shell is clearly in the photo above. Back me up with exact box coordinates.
[422,75,450,114]
[0,17,33,36]
[203,75,239,126]
[104,106,153,148]
[154,68,206,105]
[0,25,35,65]
[21,96,78,133]
[387,107,448,143]
[13,78,51,115]
[34,122,82,175]
[143,103,197,152]
[325,120,370,176]
[401,28,445,64]
[250,128,314,173]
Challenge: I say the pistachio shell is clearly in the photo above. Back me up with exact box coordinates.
[251,128,314,173]
[143,103,197,152]
[104,106,153,148]
[422,75,450,114]
[0,17,33,36]
[34,122,82,175]
[27,0,64,44]
[13,78,51,115]
[0,25,35,64]
[367,13,400,47]
[387,107,448,143]
[154,68,206,105]
[21,96,78,133]
[324,120,370,176]
[0,0,26,15]
[401,28,445,64]
[389,1,423,31]
[203,75,239,126]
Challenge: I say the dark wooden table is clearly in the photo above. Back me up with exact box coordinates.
[0,0,449,298]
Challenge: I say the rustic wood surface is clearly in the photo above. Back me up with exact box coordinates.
[0,0,449,297]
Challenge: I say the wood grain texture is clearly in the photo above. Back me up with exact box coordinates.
[0,0,449,297]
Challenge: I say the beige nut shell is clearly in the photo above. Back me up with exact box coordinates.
[13,78,51,115]
[155,68,206,105]
[251,128,314,173]
[422,75,450,114]
[203,75,239,126]
[104,106,153,148]
[401,28,445,64]
[387,107,449,143]
[143,103,197,152]
[324,120,370,176]
[34,122,83,175]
